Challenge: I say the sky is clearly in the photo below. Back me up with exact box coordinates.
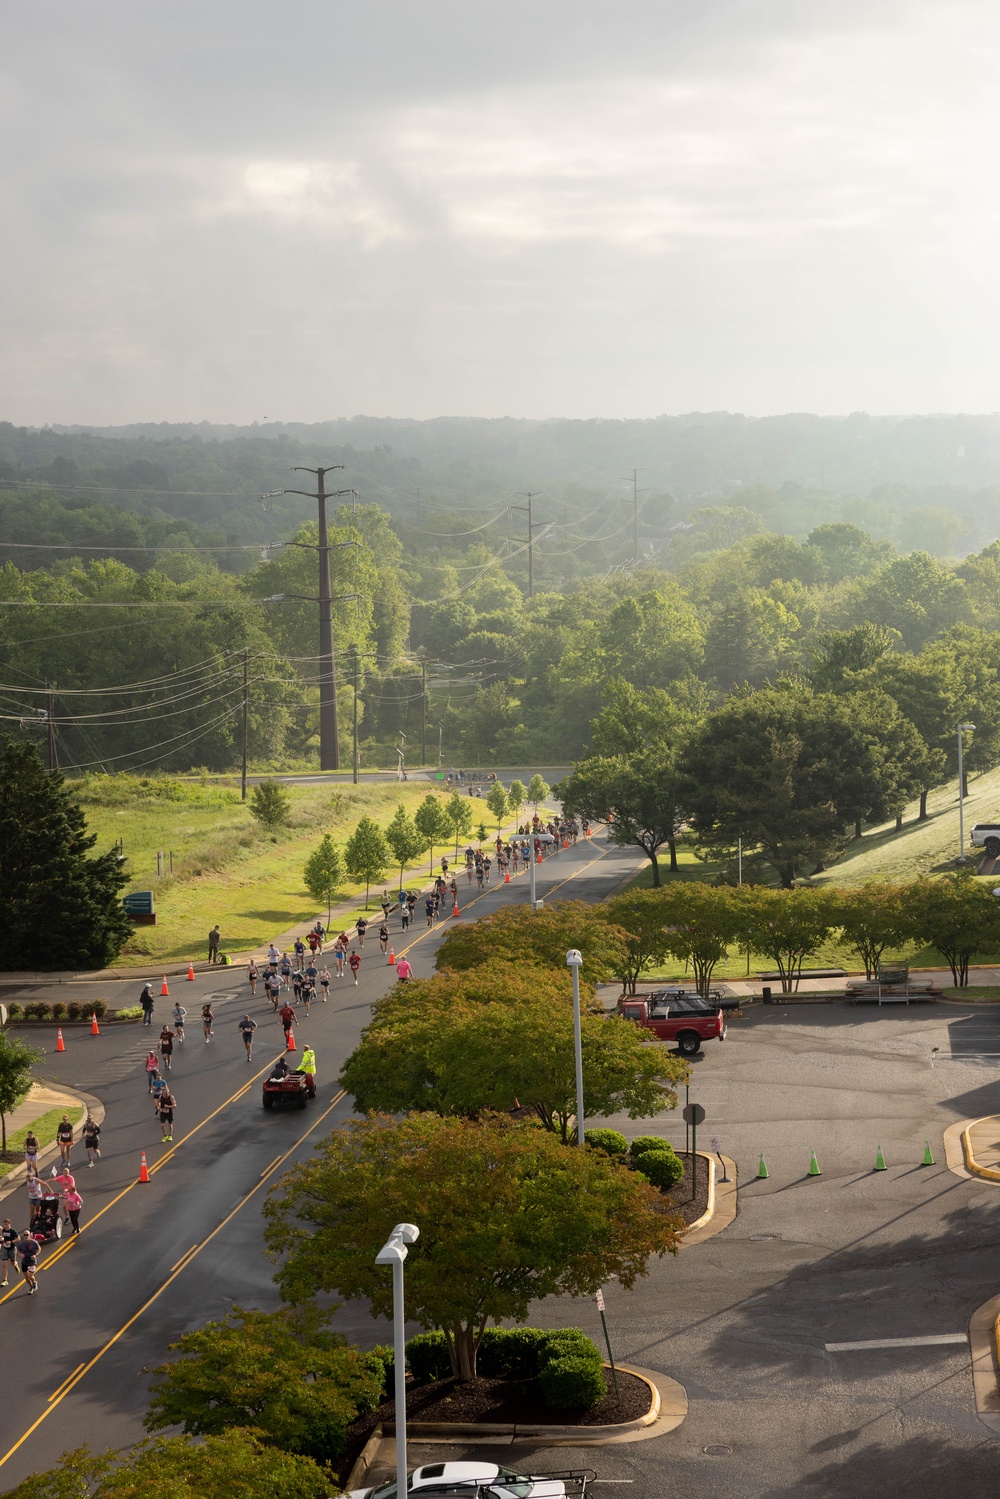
[1,0,998,424]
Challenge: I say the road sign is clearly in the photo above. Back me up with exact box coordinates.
[123,891,155,916]
[594,1289,605,1311]
[683,1103,706,1125]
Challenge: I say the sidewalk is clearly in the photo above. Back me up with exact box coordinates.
[0,1081,101,1204]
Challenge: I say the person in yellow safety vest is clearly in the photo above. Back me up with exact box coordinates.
[299,1046,316,1096]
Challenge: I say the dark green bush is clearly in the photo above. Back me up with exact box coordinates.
[24,1002,49,1020]
[366,1344,395,1398]
[66,1002,81,1021]
[478,1327,549,1379]
[405,1330,450,1382]
[629,1134,669,1162]
[539,1354,607,1410]
[538,1328,603,1371]
[5,1002,22,1021]
[633,1146,684,1190]
[50,1002,66,1021]
[584,1129,628,1159]
[92,999,108,1018]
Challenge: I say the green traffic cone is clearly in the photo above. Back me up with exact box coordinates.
[874,1144,886,1171]
[922,1139,935,1166]
[808,1151,821,1176]
[757,1153,769,1179]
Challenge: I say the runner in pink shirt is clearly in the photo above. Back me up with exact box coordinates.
[395,957,413,982]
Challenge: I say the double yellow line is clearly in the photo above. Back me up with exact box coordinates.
[0,1089,347,1472]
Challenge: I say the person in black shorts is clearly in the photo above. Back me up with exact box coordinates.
[17,1229,39,1294]
[0,1219,16,1287]
[355,915,368,948]
[156,1088,175,1143]
[238,1014,257,1061]
[83,1115,101,1166]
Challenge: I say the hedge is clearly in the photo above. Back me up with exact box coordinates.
[404,1325,605,1405]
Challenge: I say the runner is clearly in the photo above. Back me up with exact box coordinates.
[293,936,307,971]
[395,956,413,983]
[201,1002,214,1042]
[156,1086,175,1143]
[348,948,362,985]
[145,1051,159,1091]
[278,1000,295,1047]
[319,964,331,1000]
[355,915,368,947]
[82,1114,101,1166]
[378,922,389,956]
[49,1165,75,1224]
[247,958,259,995]
[304,959,318,992]
[238,1013,257,1061]
[425,895,435,928]
[380,891,391,922]
[333,946,345,980]
[397,889,408,921]
[306,929,320,958]
[56,1115,74,1169]
[0,1218,16,1286]
[292,969,303,1005]
[266,970,281,1010]
[406,892,417,923]
[23,1130,39,1174]
[267,943,280,975]
[17,1228,39,1294]
[400,902,410,933]
[140,984,155,1027]
[64,1186,83,1236]
[171,1002,187,1043]
[280,952,292,990]
[476,863,485,890]
[465,847,475,883]
[158,1023,175,1073]
[300,981,312,1016]
[150,1070,167,1104]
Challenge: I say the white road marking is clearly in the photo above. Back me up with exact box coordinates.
[825,1333,967,1352]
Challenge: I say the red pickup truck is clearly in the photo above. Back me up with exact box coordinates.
[616,997,726,1055]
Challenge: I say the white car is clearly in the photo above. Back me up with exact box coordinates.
[348,1461,582,1499]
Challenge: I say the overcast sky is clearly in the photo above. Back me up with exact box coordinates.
[1,0,997,424]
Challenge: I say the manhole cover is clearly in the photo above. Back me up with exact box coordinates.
[704,1445,733,1455]
[750,1233,779,1241]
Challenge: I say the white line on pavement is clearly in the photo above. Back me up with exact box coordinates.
[825,1334,968,1352]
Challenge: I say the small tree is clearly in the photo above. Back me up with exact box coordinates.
[384,805,427,889]
[605,890,672,995]
[507,779,526,820]
[264,1113,684,1382]
[344,816,389,906]
[477,821,489,845]
[657,884,744,997]
[415,794,451,874]
[0,1031,40,1152]
[445,791,474,855]
[733,886,837,993]
[906,873,1000,987]
[485,783,509,834]
[435,899,629,982]
[249,779,290,830]
[302,835,343,925]
[527,774,550,811]
[834,882,918,980]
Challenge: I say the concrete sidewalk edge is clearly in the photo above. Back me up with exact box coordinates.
[681,1153,737,1246]
[969,1292,1000,1432]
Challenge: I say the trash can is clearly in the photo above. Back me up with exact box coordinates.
[762,986,774,1004]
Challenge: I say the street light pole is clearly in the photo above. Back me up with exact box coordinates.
[958,722,976,863]
[566,949,585,1146]
[529,831,555,910]
[376,1223,420,1498]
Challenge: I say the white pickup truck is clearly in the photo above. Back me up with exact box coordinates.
[970,824,1000,856]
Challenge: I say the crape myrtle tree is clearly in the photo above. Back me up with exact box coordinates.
[302,835,343,925]
[485,781,509,833]
[835,882,918,979]
[264,1113,684,1381]
[732,886,838,993]
[656,884,745,998]
[384,804,426,890]
[414,793,451,876]
[344,816,389,906]
[604,890,673,994]
[445,790,474,854]
[906,873,1000,987]
[507,779,527,819]
[0,737,132,970]
[435,900,629,982]
[527,774,550,811]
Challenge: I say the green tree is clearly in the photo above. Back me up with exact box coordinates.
[302,835,343,925]
[0,737,131,971]
[477,821,489,844]
[906,874,1000,986]
[264,1113,684,1381]
[248,778,290,830]
[0,1031,40,1152]
[527,774,550,810]
[604,890,672,995]
[414,793,451,875]
[507,779,526,818]
[485,782,509,833]
[656,884,744,997]
[834,882,918,979]
[384,804,427,889]
[344,815,389,905]
[558,751,686,885]
[444,790,474,854]
[435,899,629,982]
[2,1433,331,1499]
[144,1304,382,1462]
[853,551,968,650]
[732,886,838,993]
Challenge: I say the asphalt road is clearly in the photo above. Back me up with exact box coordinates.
[0,830,635,1487]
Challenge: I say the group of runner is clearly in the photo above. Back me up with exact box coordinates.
[3,1112,103,1293]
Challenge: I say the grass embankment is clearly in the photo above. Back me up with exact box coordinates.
[622,764,1000,984]
[77,778,469,967]
[0,1107,69,1179]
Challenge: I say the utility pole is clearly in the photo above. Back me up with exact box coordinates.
[286,465,344,771]
[421,660,427,767]
[241,650,249,802]
[510,492,545,599]
[351,645,360,786]
[46,686,55,772]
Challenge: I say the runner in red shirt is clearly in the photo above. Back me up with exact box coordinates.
[348,949,362,985]
[278,1002,295,1047]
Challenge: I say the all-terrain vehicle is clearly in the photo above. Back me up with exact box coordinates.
[262,1063,316,1109]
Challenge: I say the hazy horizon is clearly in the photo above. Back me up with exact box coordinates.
[3,1,997,426]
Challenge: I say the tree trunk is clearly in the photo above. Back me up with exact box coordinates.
[895,813,903,832]
[648,851,661,888]
[853,820,862,840]
[667,836,678,872]
[0,1111,5,1152]
[918,789,928,822]
[779,865,794,889]
[446,1326,480,1381]
[963,771,970,798]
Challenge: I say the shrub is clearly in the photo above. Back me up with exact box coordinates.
[249,779,291,829]
[115,1005,143,1020]
[538,1329,603,1372]
[92,999,108,1018]
[478,1327,549,1379]
[405,1330,450,1382]
[539,1354,607,1411]
[584,1129,628,1159]
[366,1344,395,1398]
[24,1002,49,1021]
[66,1002,81,1021]
[633,1147,684,1191]
[5,1002,22,1021]
[50,1002,66,1021]
[629,1135,669,1162]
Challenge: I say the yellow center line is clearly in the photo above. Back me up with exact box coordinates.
[0,1088,349,1473]
[168,1243,199,1274]
[259,1155,282,1180]
[47,1364,85,1404]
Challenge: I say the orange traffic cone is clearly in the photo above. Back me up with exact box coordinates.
[161,974,169,996]
[55,1029,65,1052]
[286,1030,296,1052]
[138,1152,150,1183]
[563,838,569,848]
[186,962,195,981]
[504,870,510,883]
[536,852,543,864]
[90,1013,100,1035]
[453,901,460,917]
[388,947,396,966]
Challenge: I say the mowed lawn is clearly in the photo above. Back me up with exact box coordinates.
[622,765,1000,984]
[79,780,463,966]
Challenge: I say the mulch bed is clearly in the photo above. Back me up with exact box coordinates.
[659,1149,711,1227]
[335,1368,652,1485]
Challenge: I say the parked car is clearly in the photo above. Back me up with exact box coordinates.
[970,824,1000,857]
[349,1462,593,1499]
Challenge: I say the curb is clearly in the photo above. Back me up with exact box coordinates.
[961,1120,1000,1183]
[969,1292,1000,1432]
[0,1083,104,1207]
[681,1153,737,1246]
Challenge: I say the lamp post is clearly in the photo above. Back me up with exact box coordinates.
[376,1222,420,1497]
[566,949,585,1147]
[528,831,556,910]
[957,722,976,863]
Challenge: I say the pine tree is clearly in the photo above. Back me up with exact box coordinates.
[303,835,343,924]
[344,816,389,906]
[384,805,427,890]
[0,737,132,970]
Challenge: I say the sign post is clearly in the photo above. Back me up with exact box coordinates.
[683,1102,706,1199]
[710,1134,731,1183]
[594,1289,621,1406]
